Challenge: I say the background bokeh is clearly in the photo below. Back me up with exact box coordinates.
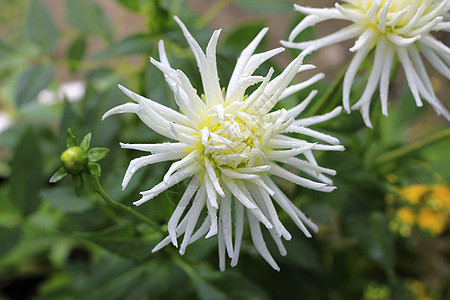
[0,0,449,299]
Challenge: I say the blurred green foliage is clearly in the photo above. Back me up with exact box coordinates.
[0,0,449,299]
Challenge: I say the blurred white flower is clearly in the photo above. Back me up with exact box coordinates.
[0,111,12,133]
[103,17,344,270]
[38,80,86,105]
[282,0,450,127]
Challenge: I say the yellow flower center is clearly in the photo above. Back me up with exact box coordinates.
[198,103,266,170]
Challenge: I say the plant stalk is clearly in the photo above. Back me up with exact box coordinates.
[375,127,450,165]
[91,176,160,230]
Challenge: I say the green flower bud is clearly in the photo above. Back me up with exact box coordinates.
[60,146,88,175]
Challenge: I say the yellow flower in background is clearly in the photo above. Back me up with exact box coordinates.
[103,17,344,270]
[396,207,415,225]
[432,185,450,209]
[400,184,428,205]
[387,184,450,236]
[417,207,447,235]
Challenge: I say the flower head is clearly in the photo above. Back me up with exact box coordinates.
[103,17,344,270]
[50,129,109,196]
[282,0,450,127]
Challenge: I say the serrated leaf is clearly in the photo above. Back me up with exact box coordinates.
[234,0,292,14]
[80,132,92,151]
[65,128,78,147]
[66,0,113,42]
[88,162,101,177]
[27,0,59,54]
[9,128,43,216]
[71,174,84,196]
[49,167,68,183]
[15,64,53,106]
[93,34,153,60]
[67,35,86,72]
[88,147,109,162]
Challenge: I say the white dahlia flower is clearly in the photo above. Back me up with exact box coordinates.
[103,17,344,270]
[282,0,450,127]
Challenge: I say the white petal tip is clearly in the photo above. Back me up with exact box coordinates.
[205,231,216,239]
[279,40,289,47]
[321,186,337,192]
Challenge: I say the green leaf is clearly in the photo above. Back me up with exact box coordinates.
[14,64,53,106]
[71,174,84,196]
[65,128,78,147]
[76,224,159,260]
[282,237,323,272]
[59,101,82,146]
[420,137,450,181]
[0,40,16,62]
[175,260,228,300]
[80,132,92,151]
[0,39,15,56]
[0,40,22,73]
[116,0,142,12]
[41,186,93,213]
[234,0,292,14]
[88,147,109,162]
[66,0,113,42]
[224,22,266,50]
[39,272,74,296]
[67,35,86,72]
[93,34,154,60]
[49,167,68,183]
[26,0,59,54]
[9,128,43,216]
[88,162,101,177]
[369,212,395,282]
[0,226,21,257]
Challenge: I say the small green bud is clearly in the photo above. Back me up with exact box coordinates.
[60,146,88,175]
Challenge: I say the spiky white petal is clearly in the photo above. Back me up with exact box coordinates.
[284,0,450,127]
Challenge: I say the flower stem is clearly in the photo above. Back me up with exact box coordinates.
[91,176,161,230]
[195,0,232,28]
[307,66,346,117]
[375,127,450,165]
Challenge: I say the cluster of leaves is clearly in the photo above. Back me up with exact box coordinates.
[0,0,449,299]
